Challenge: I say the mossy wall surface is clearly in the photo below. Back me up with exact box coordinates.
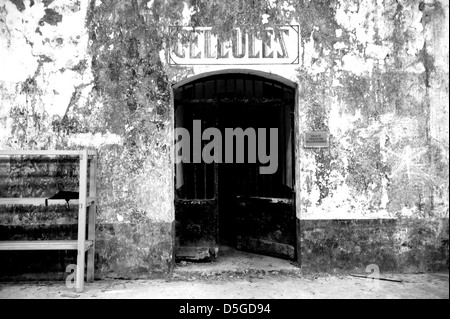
[0,0,448,276]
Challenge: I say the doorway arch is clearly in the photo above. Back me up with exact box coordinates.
[172,69,297,90]
[173,69,298,261]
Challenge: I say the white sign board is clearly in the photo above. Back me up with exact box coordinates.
[303,132,330,148]
[169,26,299,65]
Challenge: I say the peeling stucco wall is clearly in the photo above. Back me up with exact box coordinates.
[0,0,448,275]
[0,0,180,276]
[296,0,449,220]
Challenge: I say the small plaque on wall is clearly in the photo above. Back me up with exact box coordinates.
[303,131,330,148]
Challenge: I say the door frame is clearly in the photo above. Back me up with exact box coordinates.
[171,69,300,265]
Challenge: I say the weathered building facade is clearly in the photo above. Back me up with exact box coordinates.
[0,0,448,279]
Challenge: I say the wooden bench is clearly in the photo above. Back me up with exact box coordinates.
[0,149,97,293]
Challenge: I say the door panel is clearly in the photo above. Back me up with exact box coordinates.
[175,198,218,259]
[175,103,219,260]
[234,102,295,260]
[236,196,295,259]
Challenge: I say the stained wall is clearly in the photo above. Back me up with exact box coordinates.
[0,0,448,276]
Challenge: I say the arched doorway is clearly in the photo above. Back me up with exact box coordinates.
[173,70,297,261]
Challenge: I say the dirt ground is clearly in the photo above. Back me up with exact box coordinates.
[0,247,448,299]
[0,272,448,299]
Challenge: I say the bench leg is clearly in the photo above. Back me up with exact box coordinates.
[87,204,96,282]
[75,249,85,293]
[87,247,95,282]
[87,154,97,283]
[76,150,88,293]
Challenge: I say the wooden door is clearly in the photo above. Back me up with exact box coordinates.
[234,101,296,260]
[175,101,219,260]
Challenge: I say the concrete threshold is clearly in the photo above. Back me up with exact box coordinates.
[173,245,301,279]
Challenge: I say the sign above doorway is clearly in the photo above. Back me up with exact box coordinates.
[169,26,299,65]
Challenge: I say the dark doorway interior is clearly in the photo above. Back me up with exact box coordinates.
[174,72,296,261]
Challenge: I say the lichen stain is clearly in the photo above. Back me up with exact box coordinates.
[39,8,63,26]
[295,0,340,50]
[10,0,26,12]
[95,221,174,277]
[85,0,184,235]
